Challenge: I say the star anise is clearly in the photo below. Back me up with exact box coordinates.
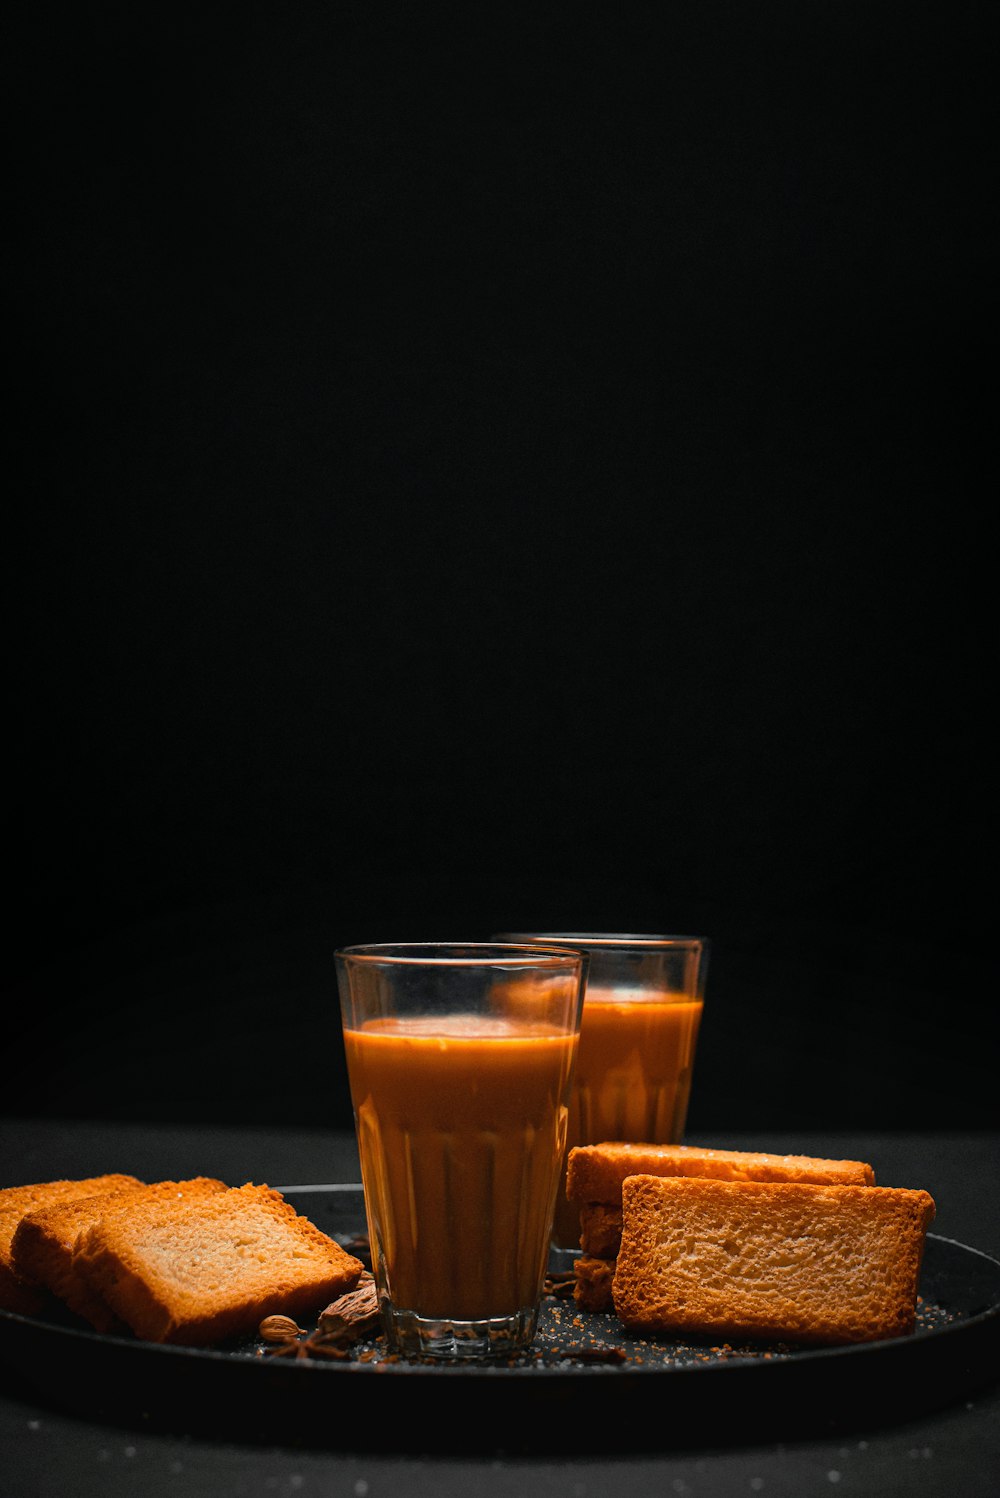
[262,1328,353,1361]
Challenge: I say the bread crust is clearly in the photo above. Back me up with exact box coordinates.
[613,1176,936,1345]
[74,1183,365,1345]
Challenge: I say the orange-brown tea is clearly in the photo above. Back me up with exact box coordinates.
[344,1015,577,1320]
[552,988,703,1246]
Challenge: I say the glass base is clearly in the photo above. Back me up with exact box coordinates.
[381,1304,539,1359]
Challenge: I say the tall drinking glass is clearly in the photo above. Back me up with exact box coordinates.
[335,943,585,1358]
[494,934,709,1249]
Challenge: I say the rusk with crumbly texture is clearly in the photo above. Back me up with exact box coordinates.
[567,1144,877,1309]
[577,1203,625,1259]
[11,1177,226,1330]
[74,1183,365,1345]
[0,1175,142,1314]
[567,1142,875,1211]
[572,1255,617,1313]
[613,1176,935,1345]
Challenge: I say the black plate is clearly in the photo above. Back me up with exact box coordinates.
[1,1186,998,1453]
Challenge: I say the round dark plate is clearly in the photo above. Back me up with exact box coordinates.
[1,1186,998,1453]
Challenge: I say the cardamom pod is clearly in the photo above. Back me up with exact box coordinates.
[258,1314,303,1343]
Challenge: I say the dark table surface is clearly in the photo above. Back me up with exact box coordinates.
[2,1119,998,1498]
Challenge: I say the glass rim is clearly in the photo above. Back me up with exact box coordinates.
[335,941,585,969]
[493,932,708,952]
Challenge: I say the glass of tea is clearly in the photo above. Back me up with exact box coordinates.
[335,942,586,1358]
[493,933,709,1250]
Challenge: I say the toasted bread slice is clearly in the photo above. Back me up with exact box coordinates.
[12,1177,226,1330]
[568,1143,875,1264]
[569,1145,878,1307]
[0,1175,143,1314]
[613,1175,935,1345]
[568,1142,875,1206]
[578,1203,625,1260]
[74,1183,365,1345]
[573,1255,617,1313]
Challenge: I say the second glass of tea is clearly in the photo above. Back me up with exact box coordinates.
[494,933,709,1249]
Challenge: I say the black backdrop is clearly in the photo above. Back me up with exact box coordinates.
[6,3,992,1132]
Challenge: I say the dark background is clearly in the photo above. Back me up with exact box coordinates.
[5,3,991,1133]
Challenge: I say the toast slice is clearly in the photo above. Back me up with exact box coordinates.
[613,1175,935,1345]
[566,1143,877,1308]
[11,1177,226,1330]
[577,1203,626,1260]
[74,1183,365,1345]
[567,1142,875,1211]
[0,1175,143,1314]
[573,1255,617,1313]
